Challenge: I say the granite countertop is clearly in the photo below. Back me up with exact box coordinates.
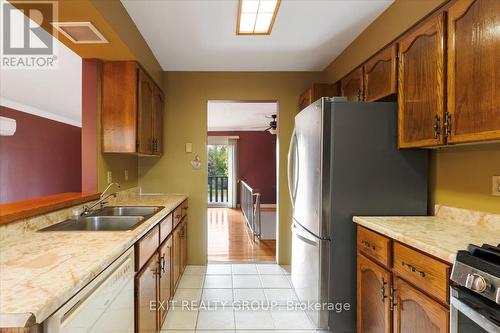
[0,192,187,328]
[353,206,500,263]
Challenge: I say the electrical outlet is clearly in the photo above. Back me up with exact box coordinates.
[124,169,129,181]
[107,171,113,184]
[493,176,500,196]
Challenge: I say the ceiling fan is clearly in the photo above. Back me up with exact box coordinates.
[265,114,277,135]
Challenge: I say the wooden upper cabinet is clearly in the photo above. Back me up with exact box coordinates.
[299,83,340,110]
[393,277,449,333]
[398,13,445,148]
[364,44,398,102]
[102,61,164,156]
[447,0,500,144]
[152,86,164,155]
[357,254,391,333]
[341,67,364,101]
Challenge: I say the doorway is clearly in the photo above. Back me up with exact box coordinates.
[207,100,278,262]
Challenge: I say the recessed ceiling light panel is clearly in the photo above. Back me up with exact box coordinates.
[51,22,108,44]
[237,0,281,35]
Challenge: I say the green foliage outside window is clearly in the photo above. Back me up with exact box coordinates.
[208,145,228,177]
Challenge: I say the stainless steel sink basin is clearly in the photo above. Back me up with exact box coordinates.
[39,216,146,232]
[92,206,162,217]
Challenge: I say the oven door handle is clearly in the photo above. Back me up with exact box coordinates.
[450,295,500,333]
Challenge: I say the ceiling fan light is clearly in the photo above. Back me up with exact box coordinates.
[268,127,277,135]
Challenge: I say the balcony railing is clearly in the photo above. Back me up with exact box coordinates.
[208,176,228,204]
[240,180,261,240]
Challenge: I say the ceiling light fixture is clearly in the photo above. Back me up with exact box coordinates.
[237,0,281,35]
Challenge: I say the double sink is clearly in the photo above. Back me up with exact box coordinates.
[39,206,164,232]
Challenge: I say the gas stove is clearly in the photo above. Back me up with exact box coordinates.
[450,243,500,333]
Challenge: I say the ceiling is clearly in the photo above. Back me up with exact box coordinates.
[121,0,393,71]
[0,4,82,127]
[208,101,278,131]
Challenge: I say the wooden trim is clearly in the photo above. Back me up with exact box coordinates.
[236,0,282,35]
[0,192,100,225]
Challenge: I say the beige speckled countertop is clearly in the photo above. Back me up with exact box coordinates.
[353,205,500,263]
[0,191,187,328]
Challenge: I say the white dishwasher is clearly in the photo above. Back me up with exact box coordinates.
[44,248,135,333]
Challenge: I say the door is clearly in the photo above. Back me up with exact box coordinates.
[291,221,330,329]
[447,0,500,144]
[152,85,164,155]
[138,69,154,154]
[158,237,172,328]
[172,226,181,288]
[357,254,391,333]
[393,276,449,333]
[341,67,364,101]
[136,252,159,333]
[290,100,323,236]
[398,12,445,148]
[180,218,188,272]
[364,44,398,102]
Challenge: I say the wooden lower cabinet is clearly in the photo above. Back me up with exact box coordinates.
[172,225,182,288]
[180,218,188,273]
[357,254,391,333]
[158,236,173,328]
[393,277,449,333]
[135,253,159,333]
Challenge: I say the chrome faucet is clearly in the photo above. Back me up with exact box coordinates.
[81,182,121,216]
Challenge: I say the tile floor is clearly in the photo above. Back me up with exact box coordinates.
[161,263,319,332]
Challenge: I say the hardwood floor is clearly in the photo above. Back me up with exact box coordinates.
[207,208,276,262]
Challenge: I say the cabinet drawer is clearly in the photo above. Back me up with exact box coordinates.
[393,242,450,304]
[173,206,183,228]
[160,213,173,244]
[357,226,391,268]
[135,225,159,271]
[181,200,188,218]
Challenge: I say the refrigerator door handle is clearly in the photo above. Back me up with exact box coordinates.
[287,128,299,207]
[291,222,319,245]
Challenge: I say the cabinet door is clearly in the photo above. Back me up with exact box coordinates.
[136,253,159,333]
[152,86,164,155]
[180,219,188,272]
[158,236,172,328]
[398,13,445,148]
[172,226,181,289]
[341,67,364,101]
[447,0,500,143]
[138,69,154,154]
[357,254,391,333]
[364,44,398,102]
[393,276,449,333]
[299,88,313,110]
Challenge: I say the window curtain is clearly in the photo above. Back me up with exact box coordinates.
[227,138,238,208]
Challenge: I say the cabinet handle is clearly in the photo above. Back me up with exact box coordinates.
[361,239,376,250]
[433,115,441,139]
[381,277,387,303]
[390,284,397,311]
[160,254,166,273]
[402,261,426,277]
[357,88,362,101]
[444,112,452,138]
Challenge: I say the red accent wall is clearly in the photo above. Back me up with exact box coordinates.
[0,106,82,203]
[81,59,98,193]
[208,131,276,204]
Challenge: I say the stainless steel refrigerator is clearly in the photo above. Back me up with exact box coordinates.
[288,98,428,332]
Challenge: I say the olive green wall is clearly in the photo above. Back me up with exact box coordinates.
[321,0,500,214]
[138,71,321,265]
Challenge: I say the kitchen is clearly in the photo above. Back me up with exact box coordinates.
[0,0,499,332]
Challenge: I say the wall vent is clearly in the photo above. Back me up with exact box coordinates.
[51,22,108,44]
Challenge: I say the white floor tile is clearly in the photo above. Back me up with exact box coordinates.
[162,309,198,330]
[264,288,298,306]
[206,264,232,275]
[178,274,205,289]
[233,288,267,302]
[257,264,286,275]
[235,310,275,330]
[183,265,207,275]
[196,308,235,330]
[204,275,233,288]
[231,264,258,274]
[173,288,202,302]
[260,275,292,288]
[282,265,292,275]
[197,331,235,333]
[232,275,262,289]
[271,310,314,329]
[201,288,234,304]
